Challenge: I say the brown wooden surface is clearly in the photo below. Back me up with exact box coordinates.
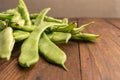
[0,18,120,80]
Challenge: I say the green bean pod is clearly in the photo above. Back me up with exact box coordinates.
[39,33,68,71]
[0,27,15,60]
[0,13,13,20]
[13,30,30,42]
[35,8,51,26]
[17,0,31,25]
[72,21,94,34]
[52,22,76,33]
[72,33,99,41]
[45,16,63,23]
[47,32,71,43]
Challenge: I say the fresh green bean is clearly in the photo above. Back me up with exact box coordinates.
[47,32,71,43]
[17,0,31,25]
[13,30,30,42]
[0,13,13,20]
[35,8,51,26]
[52,22,76,33]
[0,27,15,60]
[19,22,66,67]
[72,33,99,41]
[72,21,94,34]
[30,8,51,26]
[39,33,68,71]
[45,16,63,23]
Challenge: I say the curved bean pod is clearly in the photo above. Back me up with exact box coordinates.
[72,21,94,34]
[35,8,51,26]
[39,33,68,71]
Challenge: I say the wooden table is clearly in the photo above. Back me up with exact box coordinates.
[0,18,120,80]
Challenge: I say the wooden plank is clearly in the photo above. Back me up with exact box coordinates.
[104,19,120,46]
[105,18,120,29]
[78,18,120,80]
[0,19,81,80]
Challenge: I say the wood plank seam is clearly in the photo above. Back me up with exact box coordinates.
[76,18,82,80]
[110,38,120,47]
[78,42,82,80]
[103,19,120,30]
[103,19,120,47]
[86,44,103,80]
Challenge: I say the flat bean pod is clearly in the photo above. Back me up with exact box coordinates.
[39,33,68,71]
[0,27,15,60]
[35,8,51,26]
[72,33,99,41]
[17,0,31,25]
[47,32,71,43]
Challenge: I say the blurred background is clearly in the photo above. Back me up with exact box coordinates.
[0,0,120,18]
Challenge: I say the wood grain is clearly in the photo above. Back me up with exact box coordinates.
[78,18,120,80]
[105,18,120,29]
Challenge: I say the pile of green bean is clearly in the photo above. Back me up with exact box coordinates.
[0,0,99,71]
